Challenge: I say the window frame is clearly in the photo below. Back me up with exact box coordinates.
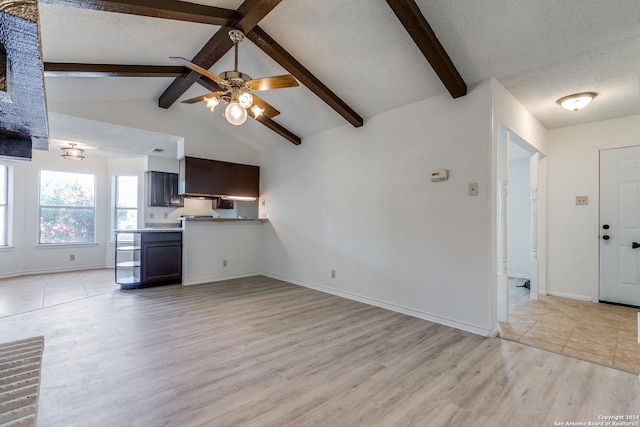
[113,175,138,234]
[38,170,96,245]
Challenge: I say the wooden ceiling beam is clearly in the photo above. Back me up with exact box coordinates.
[248,110,301,145]
[158,0,283,109]
[246,26,363,128]
[385,0,466,98]
[44,62,187,77]
[39,0,238,26]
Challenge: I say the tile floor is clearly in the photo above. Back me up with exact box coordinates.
[0,269,118,318]
[499,278,640,374]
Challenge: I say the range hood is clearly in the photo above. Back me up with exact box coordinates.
[179,156,259,199]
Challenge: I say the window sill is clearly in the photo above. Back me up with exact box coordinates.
[0,246,15,252]
[35,243,99,249]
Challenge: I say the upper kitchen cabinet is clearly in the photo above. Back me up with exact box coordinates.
[148,171,184,207]
[178,157,259,199]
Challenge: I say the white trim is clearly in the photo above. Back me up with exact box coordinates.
[263,272,493,337]
[34,243,99,249]
[508,273,530,280]
[547,290,593,302]
[0,265,110,280]
[182,272,261,286]
[0,246,15,252]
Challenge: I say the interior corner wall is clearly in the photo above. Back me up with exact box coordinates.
[259,81,494,336]
[546,114,640,301]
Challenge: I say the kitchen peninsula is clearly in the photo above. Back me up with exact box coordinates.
[114,228,183,289]
[180,216,268,286]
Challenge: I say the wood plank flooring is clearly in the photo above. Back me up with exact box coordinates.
[0,275,638,426]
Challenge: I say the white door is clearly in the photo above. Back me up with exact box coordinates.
[600,146,640,306]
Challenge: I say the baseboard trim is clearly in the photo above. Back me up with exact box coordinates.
[262,272,492,337]
[183,272,262,286]
[547,291,592,302]
[0,265,109,280]
[509,274,530,280]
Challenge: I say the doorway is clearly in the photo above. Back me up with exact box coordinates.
[496,127,545,323]
[600,145,640,307]
[508,142,531,308]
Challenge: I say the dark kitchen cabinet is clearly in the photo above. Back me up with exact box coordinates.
[141,232,182,285]
[179,156,259,198]
[148,171,184,207]
[115,231,182,289]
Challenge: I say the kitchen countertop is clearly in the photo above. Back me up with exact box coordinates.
[180,217,268,223]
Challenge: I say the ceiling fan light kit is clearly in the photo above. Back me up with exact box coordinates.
[173,30,299,126]
[557,92,597,112]
[225,100,248,125]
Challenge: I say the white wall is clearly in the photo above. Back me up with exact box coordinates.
[546,114,640,301]
[182,221,263,285]
[259,81,494,335]
[507,156,531,278]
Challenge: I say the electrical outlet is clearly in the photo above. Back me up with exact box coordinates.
[222,260,228,268]
[331,269,336,279]
[69,254,75,261]
[576,196,588,206]
[468,183,478,196]
[261,199,266,207]
[164,212,169,219]
[149,212,154,219]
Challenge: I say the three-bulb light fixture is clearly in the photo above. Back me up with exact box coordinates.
[204,85,264,126]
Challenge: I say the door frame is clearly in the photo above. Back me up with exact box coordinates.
[495,124,547,324]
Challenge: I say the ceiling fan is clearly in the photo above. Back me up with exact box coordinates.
[171,30,299,126]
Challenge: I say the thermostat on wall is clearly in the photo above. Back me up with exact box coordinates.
[431,169,449,182]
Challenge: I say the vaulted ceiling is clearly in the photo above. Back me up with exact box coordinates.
[37,0,640,155]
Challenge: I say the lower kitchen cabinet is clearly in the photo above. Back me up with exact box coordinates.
[115,230,182,289]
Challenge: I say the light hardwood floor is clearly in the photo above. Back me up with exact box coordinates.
[0,275,639,426]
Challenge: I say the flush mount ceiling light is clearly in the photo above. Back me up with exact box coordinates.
[60,143,85,160]
[557,92,597,112]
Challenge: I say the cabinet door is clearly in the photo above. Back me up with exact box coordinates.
[149,171,168,206]
[142,243,182,283]
[149,171,183,207]
[167,173,184,207]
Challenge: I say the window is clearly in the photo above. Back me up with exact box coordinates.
[0,165,8,246]
[39,170,95,244]
[114,176,138,231]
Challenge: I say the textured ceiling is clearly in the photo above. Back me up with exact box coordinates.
[39,0,640,154]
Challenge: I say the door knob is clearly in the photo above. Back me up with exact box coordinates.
[603,224,610,230]
[633,242,640,249]
[603,235,610,240]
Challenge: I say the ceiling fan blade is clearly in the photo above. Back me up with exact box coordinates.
[169,57,227,86]
[247,75,299,91]
[181,91,226,104]
[251,95,280,118]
